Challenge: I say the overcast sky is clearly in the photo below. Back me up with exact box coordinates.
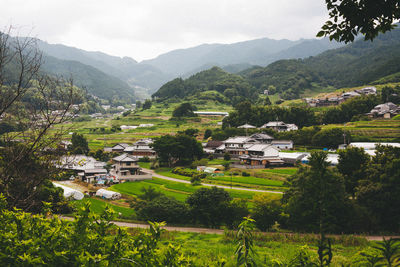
[0,0,330,61]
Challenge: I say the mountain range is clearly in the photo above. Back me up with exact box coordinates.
[153,28,400,101]
[32,36,343,101]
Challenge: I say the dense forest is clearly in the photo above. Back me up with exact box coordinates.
[152,67,258,105]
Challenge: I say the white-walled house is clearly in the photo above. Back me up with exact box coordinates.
[223,136,259,156]
[110,153,152,182]
[239,144,283,166]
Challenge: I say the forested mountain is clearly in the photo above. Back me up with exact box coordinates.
[152,67,257,105]
[241,28,400,99]
[41,55,136,102]
[36,40,172,91]
[32,36,342,97]
[142,37,342,76]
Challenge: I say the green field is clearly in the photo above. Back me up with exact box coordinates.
[124,230,369,266]
[110,178,279,203]
[321,119,400,142]
[72,197,135,219]
[149,167,288,190]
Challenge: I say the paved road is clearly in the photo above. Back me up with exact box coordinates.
[59,216,399,241]
[143,168,283,194]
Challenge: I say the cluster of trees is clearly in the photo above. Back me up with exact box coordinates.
[0,29,81,212]
[321,95,380,124]
[283,147,400,233]
[133,187,248,228]
[172,102,197,118]
[152,67,258,105]
[151,133,203,167]
[223,101,317,128]
[224,95,381,129]
[381,85,400,104]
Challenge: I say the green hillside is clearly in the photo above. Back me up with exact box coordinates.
[242,28,400,100]
[41,55,136,102]
[152,66,257,105]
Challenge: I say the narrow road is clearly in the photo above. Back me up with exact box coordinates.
[59,216,399,241]
[142,168,283,194]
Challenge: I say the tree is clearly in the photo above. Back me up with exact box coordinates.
[356,145,400,232]
[319,0,400,42]
[311,128,348,149]
[203,129,212,140]
[69,133,89,155]
[135,194,190,224]
[151,134,203,167]
[235,217,257,267]
[172,102,197,118]
[0,28,80,212]
[337,147,370,197]
[251,194,282,231]
[283,151,350,233]
[264,96,271,106]
[142,99,152,110]
[186,187,232,228]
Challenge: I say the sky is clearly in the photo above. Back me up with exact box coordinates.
[0,0,330,61]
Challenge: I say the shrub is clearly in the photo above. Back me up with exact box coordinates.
[223,152,231,161]
[139,156,150,162]
[242,171,250,177]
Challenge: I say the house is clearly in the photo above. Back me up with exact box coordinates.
[124,139,156,158]
[260,121,298,132]
[271,140,294,150]
[111,143,130,153]
[249,133,274,144]
[204,140,224,154]
[57,155,107,183]
[110,153,152,182]
[356,86,377,95]
[239,144,283,166]
[342,91,361,99]
[223,136,258,156]
[367,102,399,118]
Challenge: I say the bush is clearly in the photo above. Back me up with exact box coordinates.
[223,152,231,161]
[139,156,150,162]
[135,195,190,224]
[190,158,208,169]
[242,171,250,177]
[172,167,206,179]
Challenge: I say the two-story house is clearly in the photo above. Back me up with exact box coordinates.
[239,144,283,166]
[124,139,156,158]
[110,153,152,182]
[223,136,258,156]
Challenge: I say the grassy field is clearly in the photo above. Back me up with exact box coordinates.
[126,230,369,266]
[52,101,231,149]
[110,178,280,204]
[72,197,135,219]
[321,119,400,142]
[148,166,290,191]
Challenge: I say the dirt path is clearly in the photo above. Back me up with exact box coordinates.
[59,216,399,241]
[143,168,283,194]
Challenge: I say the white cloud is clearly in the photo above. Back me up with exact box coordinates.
[0,0,330,61]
